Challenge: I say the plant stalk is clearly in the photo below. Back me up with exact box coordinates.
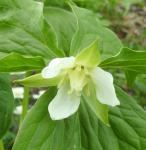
[20,72,31,123]
[0,139,4,150]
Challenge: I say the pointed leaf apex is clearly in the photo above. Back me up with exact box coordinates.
[15,74,60,87]
[75,39,101,68]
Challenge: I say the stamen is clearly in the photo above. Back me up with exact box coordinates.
[84,68,90,75]
[76,66,81,71]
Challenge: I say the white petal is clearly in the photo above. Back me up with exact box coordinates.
[33,94,40,99]
[48,84,80,120]
[91,67,120,106]
[42,57,75,78]
[13,105,22,115]
[39,90,45,96]
[12,87,24,99]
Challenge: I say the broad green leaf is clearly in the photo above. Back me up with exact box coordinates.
[125,70,138,87]
[134,75,146,93]
[13,87,81,150]
[70,5,123,59]
[100,47,146,74]
[15,73,60,87]
[0,52,7,59]
[44,0,107,12]
[13,86,146,150]
[75,39,100,67]
[0,73,14,138]
[44,7,76,55]
[0,0,38,9]
[0,0,64,59]
[44,0,66,7]
[0,53,45,72]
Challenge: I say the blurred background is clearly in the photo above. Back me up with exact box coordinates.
[3,0,146,149]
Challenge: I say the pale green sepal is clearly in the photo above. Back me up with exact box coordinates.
[83,83,109,126]
[75,39,100,68]
[15,73,60,87]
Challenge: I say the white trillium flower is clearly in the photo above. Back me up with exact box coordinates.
[10,72,25,75]
[13,105,23,115]
[33,94,40,100]
[13,105,30,115]
[41,40,120,120]
[12,87,24,99]
[39,90,45,95]
[33,90,46,99]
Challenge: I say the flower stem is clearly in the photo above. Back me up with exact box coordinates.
[0,139,4,150]
[20,86,29,123]
[20,72,30,123]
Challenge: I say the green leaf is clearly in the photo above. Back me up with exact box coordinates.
[44,7,76,55]
[134,75,146,93]
[0,52,7,59]
[75,39,100,68]
[13,87,78,150]
[70,5,122,59]
[15,73,60,87]
[100,47,146,74]
[12,87,81,150]
[0,0,64,59]
[12,86,146,150]
[0,73,14,138]
[44,0,66,7]
[125,70,138,87]
[0,53,45,72]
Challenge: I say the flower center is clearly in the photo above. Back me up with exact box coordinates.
[67,65,89,95]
